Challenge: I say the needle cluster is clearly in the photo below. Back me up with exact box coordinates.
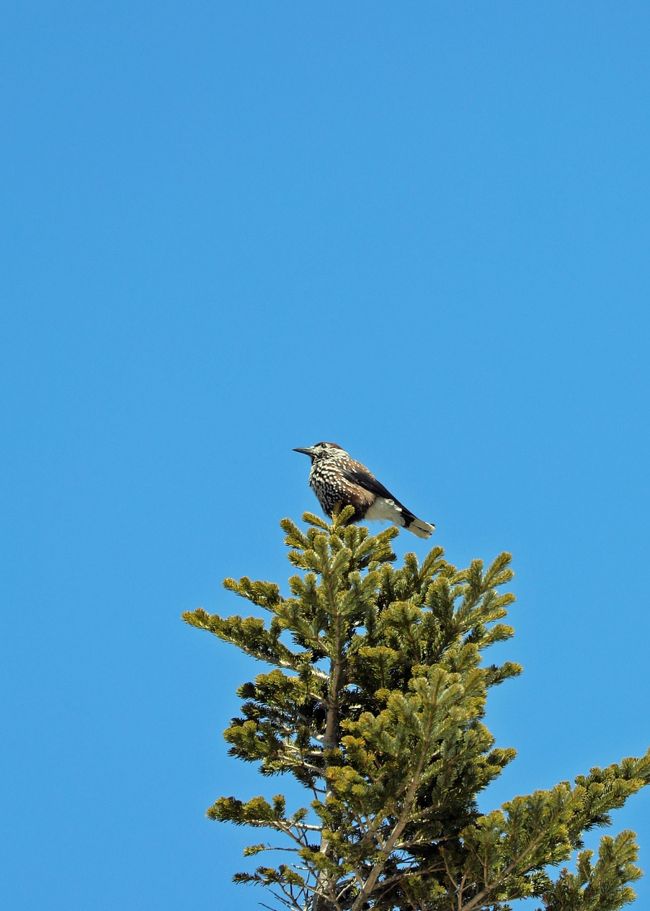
[183,508,649,911]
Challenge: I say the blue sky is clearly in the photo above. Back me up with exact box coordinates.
[2,3,649,909]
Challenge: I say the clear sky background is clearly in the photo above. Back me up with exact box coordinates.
[2,4,649,909]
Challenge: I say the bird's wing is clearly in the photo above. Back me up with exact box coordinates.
[342,463,411,515]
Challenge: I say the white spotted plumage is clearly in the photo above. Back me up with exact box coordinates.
[293,442,435,538]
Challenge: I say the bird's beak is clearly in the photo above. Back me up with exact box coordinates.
[293,447,314,456]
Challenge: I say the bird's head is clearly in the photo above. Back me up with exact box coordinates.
[293,442,347,463]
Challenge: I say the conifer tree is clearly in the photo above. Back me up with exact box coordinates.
[183,509,650,911]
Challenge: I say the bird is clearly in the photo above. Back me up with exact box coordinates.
[293,442,435,538]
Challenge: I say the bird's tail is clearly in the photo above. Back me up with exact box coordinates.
[405,516,436,538]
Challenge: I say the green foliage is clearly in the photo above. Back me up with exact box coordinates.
[183,510,650,910]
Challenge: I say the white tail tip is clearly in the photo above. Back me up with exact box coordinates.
[408,518,435,539]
